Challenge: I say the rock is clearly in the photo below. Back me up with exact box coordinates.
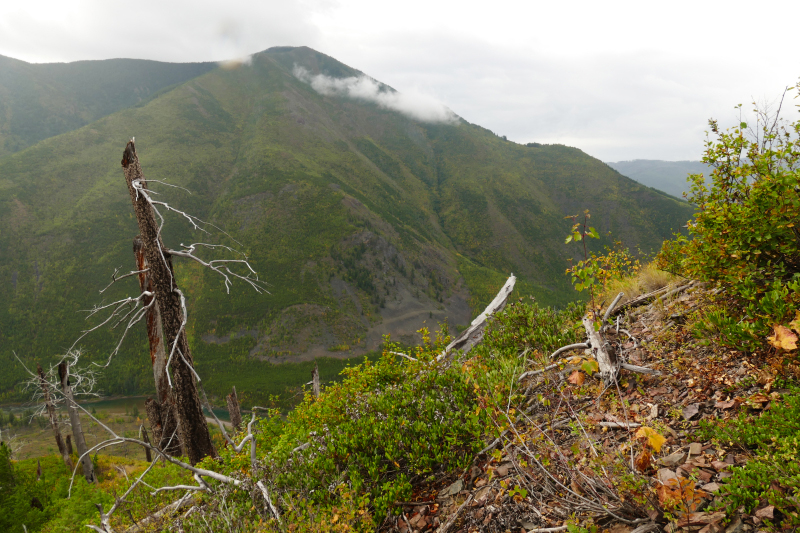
[754,506,774,520]
[689,442,703,456]
[702,482,721,493]
[699,469,714,483]
[683,404,701,420]
[724,516,744,533]
[711,461,729,472]
[657,468,678,484]
[660,451,687,467]
[474,486,492,503]
[495,462,512,477]
[441,479,463,497]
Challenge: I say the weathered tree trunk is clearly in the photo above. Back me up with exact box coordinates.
[145,398,164,451]
[312,364,320,398]
[226,386,242,432]
[140,425,153,462]
[583,315,618,385]
[134,236,183,457]
[59,362,95,483]
[438,274,516,360]
[66,435,74,456]
[38,364,73,471]
[122,139,216,465]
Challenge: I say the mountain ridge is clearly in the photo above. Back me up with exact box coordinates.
[0,46,694,404]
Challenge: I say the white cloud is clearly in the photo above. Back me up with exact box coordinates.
[293,65,458,124]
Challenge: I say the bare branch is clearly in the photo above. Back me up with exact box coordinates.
[99,267,149,294]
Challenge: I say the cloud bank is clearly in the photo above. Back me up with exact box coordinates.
[293,65,458,124]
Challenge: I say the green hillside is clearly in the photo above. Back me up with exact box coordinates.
[0,47,693,404]
[0,54,216,157]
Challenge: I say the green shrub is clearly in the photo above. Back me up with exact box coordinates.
[261,337,487,517]
[699,389,800,527]
[657,97,800,349]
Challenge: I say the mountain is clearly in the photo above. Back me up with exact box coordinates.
[0,54,216,157]
[0,47,694,404]
[605,159,712,199]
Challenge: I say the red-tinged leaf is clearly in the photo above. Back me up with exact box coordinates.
[634,448,652,473]
[568,370,585,386]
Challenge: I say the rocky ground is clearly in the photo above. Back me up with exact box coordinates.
[388,282,795,533]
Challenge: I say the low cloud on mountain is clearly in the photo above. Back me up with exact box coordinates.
[293,65,458,124]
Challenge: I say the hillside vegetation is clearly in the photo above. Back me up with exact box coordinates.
[0,47,692,405]
[0,54,216,157]
[0,85,798,533]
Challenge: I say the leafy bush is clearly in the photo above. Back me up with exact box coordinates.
[699,390,800,528]
[657,97,800,349]
[199,299,584,526]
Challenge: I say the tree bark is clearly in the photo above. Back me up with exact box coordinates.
[583,315,618,385]
[66,435,74,456]
[38,364,73,471]
[140,426,153,463]
[122,139,215,465]
[145,398,164,451]
[312,364,320,398]
[134,236,183,457]
[226,386,242,432]
[59,362,95,483]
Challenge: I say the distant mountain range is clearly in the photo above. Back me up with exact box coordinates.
[606,160,712,199]
[0,47,693,403]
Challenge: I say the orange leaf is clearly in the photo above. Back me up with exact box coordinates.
[635,426,666,452]
[767,325,798,351]
[634,448,652,473]
[568,370,585,386]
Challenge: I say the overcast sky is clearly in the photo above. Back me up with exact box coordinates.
[1,0,798,161]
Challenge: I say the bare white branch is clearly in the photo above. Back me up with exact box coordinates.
[99,267,149,294]
[168,244,268,295]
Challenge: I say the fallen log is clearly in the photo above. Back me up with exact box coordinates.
[438,274,516,361]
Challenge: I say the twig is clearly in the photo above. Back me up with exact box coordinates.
[435,494,473,533]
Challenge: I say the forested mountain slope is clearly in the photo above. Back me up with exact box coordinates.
[0,47,693,402]
[606,159,712,199]
[0,54,215,157]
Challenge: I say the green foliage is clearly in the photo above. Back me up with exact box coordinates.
[657,97,800,349]
[477,299,584,359]
[193,298,584,526]
[0,451,194,532]
[699,390,800,528]
[260,339,486,517]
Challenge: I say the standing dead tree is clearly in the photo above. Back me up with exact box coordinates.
[58,361,95,483]
[122,139,215,465]
[133,236,182,457]
[38,364,73,471]
[311,363,320,398]
[226,386,243,432]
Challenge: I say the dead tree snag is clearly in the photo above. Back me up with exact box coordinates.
[226,386,243,432]
[122,139,216,465]
[59,362,95,483]
[38,364,73,471]
[134,236,182,457]
[312,363,320,398]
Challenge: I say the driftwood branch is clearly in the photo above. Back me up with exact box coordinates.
[438,274,516,360]
[583,315,618,385]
